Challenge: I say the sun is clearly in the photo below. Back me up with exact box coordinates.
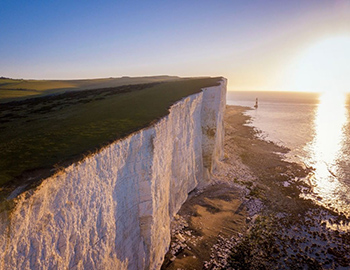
[287,36,350,93]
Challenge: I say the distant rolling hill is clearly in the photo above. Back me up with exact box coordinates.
[0,76,181,102]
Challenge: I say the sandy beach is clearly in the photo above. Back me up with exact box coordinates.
[162,105,350,269]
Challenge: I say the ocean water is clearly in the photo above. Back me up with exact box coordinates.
[227,91,350,216]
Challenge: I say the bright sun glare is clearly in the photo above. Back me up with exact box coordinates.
[288,36,350,93]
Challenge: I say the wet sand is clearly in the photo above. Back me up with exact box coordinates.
[162,105,350,269]
[161,185,246,269]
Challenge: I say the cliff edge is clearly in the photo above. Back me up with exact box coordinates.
[0,78,227,270]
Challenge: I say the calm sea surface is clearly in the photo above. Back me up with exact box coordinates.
[227,91,350,215]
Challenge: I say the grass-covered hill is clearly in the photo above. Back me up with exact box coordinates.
[0,76,221,197]
[0,76,180,102]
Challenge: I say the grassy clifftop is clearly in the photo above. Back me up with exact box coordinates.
[0,77,221,193]
[0,76,180,102]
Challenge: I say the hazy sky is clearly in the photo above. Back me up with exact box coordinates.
[1,0,349,91]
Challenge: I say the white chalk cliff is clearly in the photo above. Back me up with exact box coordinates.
[0,78,227,270]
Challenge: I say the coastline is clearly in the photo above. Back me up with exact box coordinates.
[0,81,226,270]
[162,105,350,269]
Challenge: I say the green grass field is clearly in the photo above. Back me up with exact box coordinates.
[0,77,220,191]
[0,76,180,102]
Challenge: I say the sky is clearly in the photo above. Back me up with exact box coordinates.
[1,0,350,91]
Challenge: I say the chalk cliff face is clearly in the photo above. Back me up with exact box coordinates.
[0,79,227,270]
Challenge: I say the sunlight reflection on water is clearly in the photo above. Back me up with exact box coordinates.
[227,91,350,216]
[304,92,349,214]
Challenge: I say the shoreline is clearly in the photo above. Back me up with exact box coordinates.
[162,105,350,269]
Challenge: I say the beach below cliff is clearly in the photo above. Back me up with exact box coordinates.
[162,105,350,269]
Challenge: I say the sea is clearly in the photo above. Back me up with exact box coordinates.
[227,91,350,216]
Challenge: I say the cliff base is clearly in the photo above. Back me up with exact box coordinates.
[162,105,350,269]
